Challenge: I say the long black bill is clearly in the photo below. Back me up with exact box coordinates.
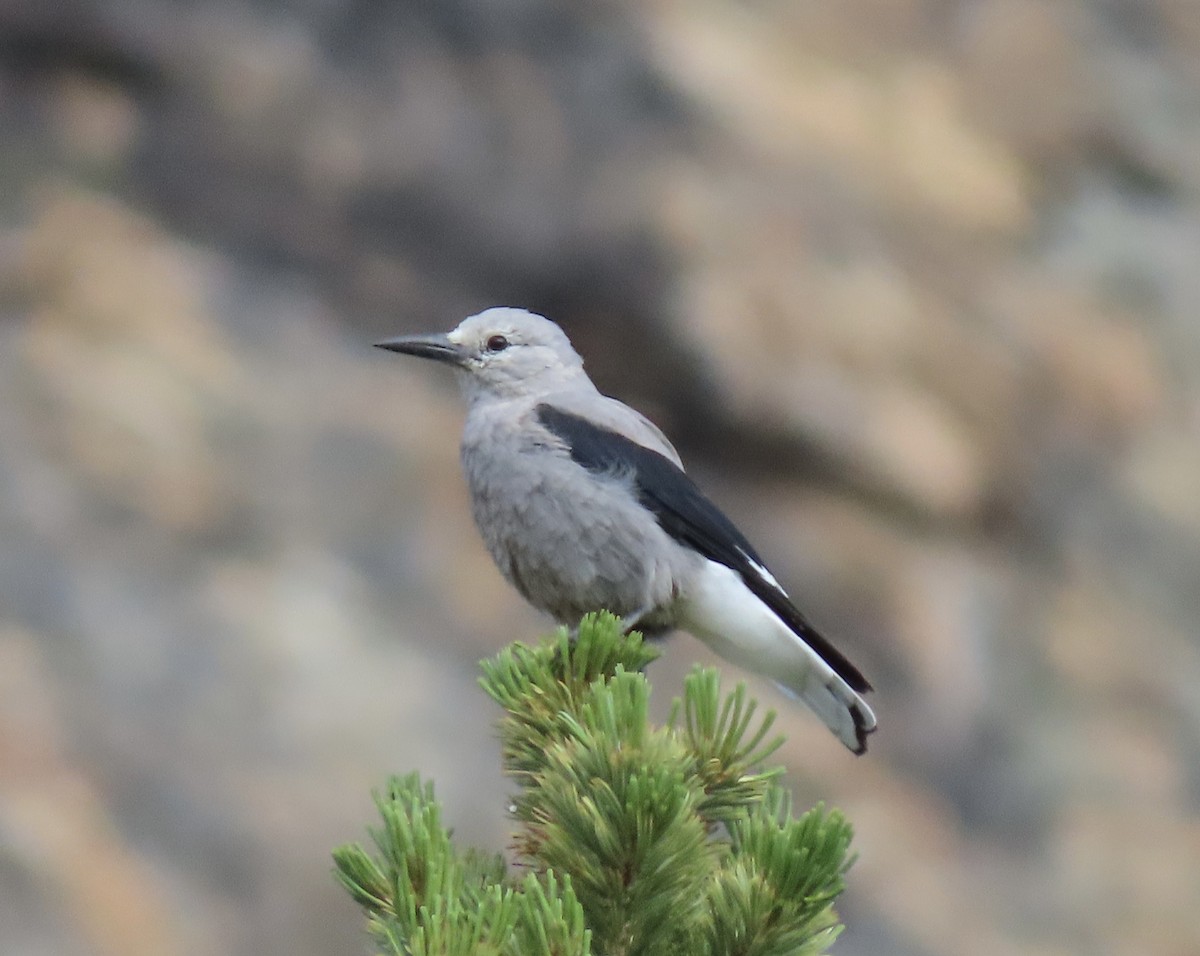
[374,333,465,366]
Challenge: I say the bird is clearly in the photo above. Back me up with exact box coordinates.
[376,307,876,754]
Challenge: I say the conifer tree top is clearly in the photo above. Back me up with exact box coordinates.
[335,612,856,956]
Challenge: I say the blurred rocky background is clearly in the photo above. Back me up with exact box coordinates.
[1,0,1198,954]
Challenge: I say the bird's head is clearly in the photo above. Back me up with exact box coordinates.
[376,307,587,401]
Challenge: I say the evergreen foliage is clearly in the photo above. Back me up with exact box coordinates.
[334,612,857,955]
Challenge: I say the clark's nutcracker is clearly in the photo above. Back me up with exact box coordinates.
[377,307,876,753]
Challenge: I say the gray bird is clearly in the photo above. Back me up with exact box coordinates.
[377,307,876,753]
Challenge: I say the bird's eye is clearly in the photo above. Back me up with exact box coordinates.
[486,334,510,353]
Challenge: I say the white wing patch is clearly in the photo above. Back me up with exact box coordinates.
[737,546,786,596]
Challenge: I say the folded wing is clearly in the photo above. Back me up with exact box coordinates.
[535,404,872,694]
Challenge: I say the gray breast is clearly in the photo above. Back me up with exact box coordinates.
[460,411,682,626]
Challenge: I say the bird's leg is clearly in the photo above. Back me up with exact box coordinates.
[619,607,653,636]
[628,606,676,638]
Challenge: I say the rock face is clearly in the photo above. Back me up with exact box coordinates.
[1,2,1198,955]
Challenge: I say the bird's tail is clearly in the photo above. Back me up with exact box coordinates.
[680,560,877,754]
[774,670,876,755]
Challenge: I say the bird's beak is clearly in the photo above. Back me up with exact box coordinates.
[374,332,466,366]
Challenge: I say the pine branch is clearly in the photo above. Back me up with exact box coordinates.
[704,790,853,956]
[334,612,857,956]
[478,615,659,779]
[672,668,785,828]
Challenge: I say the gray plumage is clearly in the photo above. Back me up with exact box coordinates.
[377,307,877,753]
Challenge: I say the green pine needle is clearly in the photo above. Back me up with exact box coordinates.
[509,870,591,956]
[672,667,786,826]
[336,612,857,956]
[703,792,854,956]
[478,612,660,779]
[515,671,715,955]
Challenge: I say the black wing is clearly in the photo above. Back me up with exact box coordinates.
[536,404,872,693]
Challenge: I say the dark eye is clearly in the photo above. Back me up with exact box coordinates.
[486,334,510,353]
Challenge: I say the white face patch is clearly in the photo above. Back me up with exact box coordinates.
[448,317,522,362]
[439,309,587,403]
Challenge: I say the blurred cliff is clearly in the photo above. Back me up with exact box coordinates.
[1,1,1198,954]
